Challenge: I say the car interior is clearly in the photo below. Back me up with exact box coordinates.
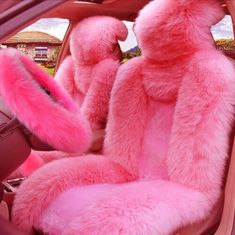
[1,0,235,234]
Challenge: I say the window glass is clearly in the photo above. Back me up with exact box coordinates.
[119,21,137,52]
[1,18,69,76]
[211,15,235,57]
[120,21,140,62]
[211,15,234,40]
[121,16,235,62]
[22,18,69,41]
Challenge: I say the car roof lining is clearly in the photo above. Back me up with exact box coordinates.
[46,0,150,21]
[0,0,151,43]
[1,0,231,43]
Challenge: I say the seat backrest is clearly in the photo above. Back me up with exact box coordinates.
[179,1,235,233]
[55,16,128,131]
[103,1,235,234]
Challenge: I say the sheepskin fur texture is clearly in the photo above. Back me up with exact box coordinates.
[0,48,92,153]
[15,16,128,177]
[55,16,128,130]
[18,150,81,177]
[12,0,235,234]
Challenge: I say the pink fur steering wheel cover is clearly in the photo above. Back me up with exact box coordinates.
[0,48,92,153]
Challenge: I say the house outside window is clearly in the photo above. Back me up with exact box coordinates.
[1,18,69,76]
[211,15,235,59]
[2,31,62,63]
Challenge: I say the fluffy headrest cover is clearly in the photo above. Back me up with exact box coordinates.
[70,16,128,64]
[135,0,225,60]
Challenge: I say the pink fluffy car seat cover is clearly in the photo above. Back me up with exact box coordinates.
[16,16,128,177]
[0,48,92,153]
[12,0,235,234]
[55,16,128,130]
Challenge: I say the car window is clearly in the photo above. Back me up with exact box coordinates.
[121,16,235,62]
[119,21,137,52]
[1,15,233,73]
[211,15,234,56]
[0,18,69,76]
[120,21,140,62]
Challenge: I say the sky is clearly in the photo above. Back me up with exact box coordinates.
[22,18,70,41]
[211,15,234,40]
[22,15,234,52]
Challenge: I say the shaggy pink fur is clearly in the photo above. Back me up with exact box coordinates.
[17,16,127,177]
[55,16,127,130]
[0,48,92,153]
[18,153,44,177]
[62,181,210,235]
[12,0,235,234]
[12,156,132,232]
[18,150,81,177]
[54,56,80,105]
[38,181,209,235]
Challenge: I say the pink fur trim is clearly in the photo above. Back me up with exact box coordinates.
[0,48,92,152]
